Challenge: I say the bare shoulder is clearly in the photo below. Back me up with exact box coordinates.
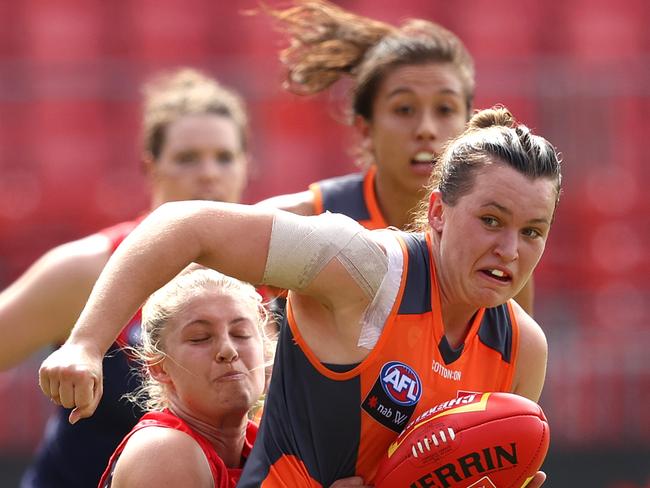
[511,300,548,402]
[29,233,114,296]
[111,426,213,487]
[512,301,548,356]
[40,232,113,276]
[0,232,114,367]
[256,190,316,216]
[3,232,112,293]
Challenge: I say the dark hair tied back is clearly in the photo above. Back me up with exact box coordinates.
[515,125,535,156]
[410,104,563,230]
[467,106,516,130]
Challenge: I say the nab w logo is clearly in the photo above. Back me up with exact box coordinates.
[380,361,422,406]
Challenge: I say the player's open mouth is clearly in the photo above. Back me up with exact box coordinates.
[480,268,512,283]
[411,151,434,165]
[411,151,435,173]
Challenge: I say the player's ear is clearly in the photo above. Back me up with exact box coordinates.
[148,357,172,385]
[428,190,444,233]
[354,115,373,154]
[142,152,157,178]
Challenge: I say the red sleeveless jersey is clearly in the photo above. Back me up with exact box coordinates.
[99,409,258,488]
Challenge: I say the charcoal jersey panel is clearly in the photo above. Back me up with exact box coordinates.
[309,166,387,230]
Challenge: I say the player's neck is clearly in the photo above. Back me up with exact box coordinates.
[373,175,425,230]
[433,255,479,349]
[168,403,248,468]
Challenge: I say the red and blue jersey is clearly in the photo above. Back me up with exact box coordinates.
[21,217,146,488]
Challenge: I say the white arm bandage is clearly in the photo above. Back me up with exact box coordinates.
[262,211,388,297]
[358,230,404,349]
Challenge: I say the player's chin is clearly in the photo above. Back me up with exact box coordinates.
[214,390,257,412]
[471,288,512,309]
[222,381,262,405]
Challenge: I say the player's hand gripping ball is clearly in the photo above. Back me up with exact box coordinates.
[374,392,549,488]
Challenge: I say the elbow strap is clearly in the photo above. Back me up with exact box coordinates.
[262,212,387,297]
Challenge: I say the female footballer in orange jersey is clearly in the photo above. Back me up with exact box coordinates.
[38,105,557,488]
[256,0,535,314]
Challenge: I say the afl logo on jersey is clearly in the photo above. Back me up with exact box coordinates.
[380,361,422,406]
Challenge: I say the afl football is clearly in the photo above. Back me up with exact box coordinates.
[374,392,550,488]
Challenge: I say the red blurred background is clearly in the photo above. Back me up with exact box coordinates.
[0,1,648,486]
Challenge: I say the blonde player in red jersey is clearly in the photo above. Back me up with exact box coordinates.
[97,267,269,488]
[96,265,364,488]
[39,105,557,488]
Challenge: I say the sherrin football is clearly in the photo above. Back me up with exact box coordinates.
[374,392,550,488]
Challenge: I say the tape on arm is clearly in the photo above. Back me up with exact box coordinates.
[261,211,388,297]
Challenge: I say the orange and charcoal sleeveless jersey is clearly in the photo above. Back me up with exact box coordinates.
[237,231,520,487]
[309,166,387,230]
[99,409,258,488]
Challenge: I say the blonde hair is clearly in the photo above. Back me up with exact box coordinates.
[410,105,562,230]
[126,265,273,413]
[142,68,249,158]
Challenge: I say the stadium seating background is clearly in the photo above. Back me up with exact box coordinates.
[0,1,648,486]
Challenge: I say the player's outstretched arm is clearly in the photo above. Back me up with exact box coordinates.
[68,201,276,351]
[255,190,316,216]
[38,200,380,421]
[39,201,275,422]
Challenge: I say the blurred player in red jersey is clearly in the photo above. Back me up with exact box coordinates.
[0,68,251,488]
